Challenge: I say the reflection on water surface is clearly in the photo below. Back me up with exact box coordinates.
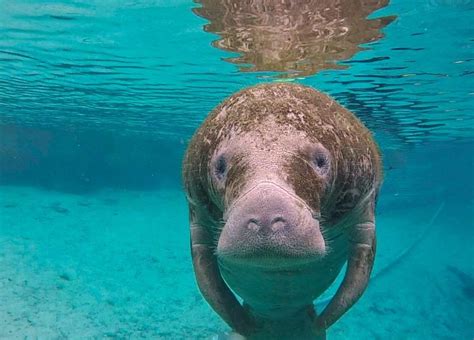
[194,0,395,77]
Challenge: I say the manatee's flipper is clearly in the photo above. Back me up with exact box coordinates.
[314,206,376,331]
[190,212,255,336]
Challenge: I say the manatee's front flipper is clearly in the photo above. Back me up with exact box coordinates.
[190,213,255,336]
[314,205,376,332]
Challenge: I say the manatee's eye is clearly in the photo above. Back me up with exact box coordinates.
[213,154,227,183]
[311,146,331,177]
[315,153,327,168]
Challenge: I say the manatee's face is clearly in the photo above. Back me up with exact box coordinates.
[207,121,335,271]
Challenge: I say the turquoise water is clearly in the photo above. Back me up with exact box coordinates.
[0,0,473,339]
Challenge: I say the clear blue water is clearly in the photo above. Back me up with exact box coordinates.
[0,1,473,339]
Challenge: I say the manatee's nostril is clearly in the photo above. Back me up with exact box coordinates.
[246,216,289,233]
[271,217,288,232]
[247,219,261,232]
[272,216,285,223]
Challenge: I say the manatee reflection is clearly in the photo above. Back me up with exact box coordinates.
[193,0,395,77]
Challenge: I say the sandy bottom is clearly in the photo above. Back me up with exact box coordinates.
[0,185,472,339]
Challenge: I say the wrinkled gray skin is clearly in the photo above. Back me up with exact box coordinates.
[182,83,382,339]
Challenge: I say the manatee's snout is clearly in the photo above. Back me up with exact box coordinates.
[238,186,298,236]
[217,182,326,267]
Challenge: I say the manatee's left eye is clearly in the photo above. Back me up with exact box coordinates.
[311,146,331,177]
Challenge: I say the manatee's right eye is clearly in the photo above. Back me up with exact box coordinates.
[213,154,227,183]
[310,144,331,178]
[313,151,330,175]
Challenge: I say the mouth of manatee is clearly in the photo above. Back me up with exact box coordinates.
[218,251,324,271]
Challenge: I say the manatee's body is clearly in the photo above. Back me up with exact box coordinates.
[183,83,382,339]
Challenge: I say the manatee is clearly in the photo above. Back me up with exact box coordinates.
[182,83,382,339]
